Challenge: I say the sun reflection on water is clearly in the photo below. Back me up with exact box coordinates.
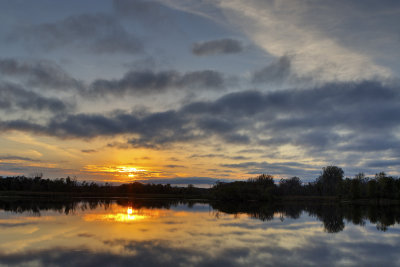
[84,206,160,222]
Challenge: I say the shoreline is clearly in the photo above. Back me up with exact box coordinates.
[1,191,400,205]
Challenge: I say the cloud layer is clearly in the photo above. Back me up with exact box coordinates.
[1,80,399,175]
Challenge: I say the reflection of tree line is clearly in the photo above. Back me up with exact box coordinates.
[0,198,196,216]
[0,198,113,215]
[2,197,399,233]
[210,201,400,233]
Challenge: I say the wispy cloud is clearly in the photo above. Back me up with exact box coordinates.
[192,38,243,56]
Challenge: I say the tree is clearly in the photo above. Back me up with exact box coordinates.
[248,174,275,188]
[279,176,302,195]
[317,166,344,196]
[375,172,395,198]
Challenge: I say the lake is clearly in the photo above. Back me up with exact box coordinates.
[0,198,399,266]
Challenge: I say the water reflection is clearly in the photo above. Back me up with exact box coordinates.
[211,201,400,232]
[1,198,400,266]
[1,198,400,232]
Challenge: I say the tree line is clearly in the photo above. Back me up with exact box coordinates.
[1,166,400,201]
[0,175,207,197]
[211,166,400,201]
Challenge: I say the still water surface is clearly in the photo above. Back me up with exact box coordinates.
[0,198,400,266]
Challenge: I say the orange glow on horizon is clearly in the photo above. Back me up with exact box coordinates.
[84,165,149,179]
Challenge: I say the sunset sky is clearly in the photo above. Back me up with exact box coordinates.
[1,0,400,185]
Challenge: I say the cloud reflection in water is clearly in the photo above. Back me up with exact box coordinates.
[0,199,400,266]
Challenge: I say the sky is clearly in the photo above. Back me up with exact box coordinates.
[0,0,400,185]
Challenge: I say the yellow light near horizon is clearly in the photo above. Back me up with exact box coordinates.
[119,166,138,173]
[84,165,147,178]
[127,208,133,215]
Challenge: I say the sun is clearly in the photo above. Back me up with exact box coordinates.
[116,166,147,179]
[127,207,133,215]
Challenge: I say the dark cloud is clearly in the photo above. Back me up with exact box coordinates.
[230,156,250,160]
[0,155,40,162]
[0,120,47,135]
[365,159,400,168]
[76,233,95,238]
[163,165,184,168]
[8,13,142,54]
[192,38,243,56]
[81,149,97,153]
[190,154,251,160]
[87,69,225,97]
[0,82,71,113]
[190,153,225,158]
[252,56,292,84]
[0,58,81,90]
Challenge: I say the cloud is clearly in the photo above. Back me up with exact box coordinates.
[0,161,69,177]
[4,80,400,144]
[163,165,184,168]
[0,82,71,113]
[0,58,82,90]
[365,159,400,169]
[81,149,97,153]
[0,155,41,162]
[192,38,243,56]
[87,69,225,97]
[252,56,292,84]
[221,161,320,178]
[218,0,394,83]
[0,233,399,267]
[113,0,170,20]
[2,80,400,172]
[0,242,250,267]
[8,13,142,54]
[190,154,251,160]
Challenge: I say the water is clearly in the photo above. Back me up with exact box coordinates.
[0,198,400,266]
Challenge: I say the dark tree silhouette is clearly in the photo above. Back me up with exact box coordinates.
[316,166,344,196]
[279,176,302,195]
